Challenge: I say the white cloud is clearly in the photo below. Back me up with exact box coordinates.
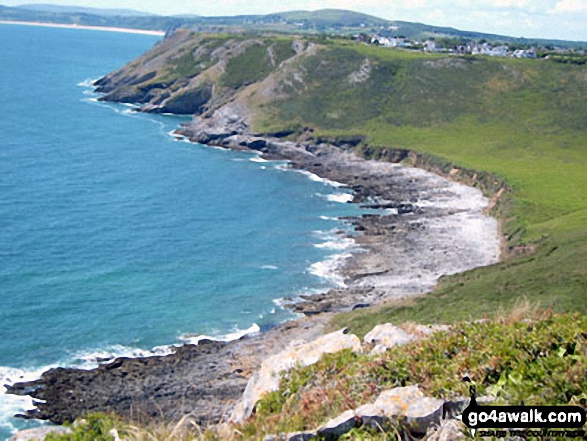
[551,0,587,12]
[487,0,530,7]
[404,0,428,8]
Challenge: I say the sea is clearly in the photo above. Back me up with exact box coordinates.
[0,24,361,438]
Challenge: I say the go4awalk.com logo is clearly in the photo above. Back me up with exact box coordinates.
[461,384,586,438]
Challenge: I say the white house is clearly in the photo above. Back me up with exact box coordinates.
[489,45,509,57]
[424,40,436,52]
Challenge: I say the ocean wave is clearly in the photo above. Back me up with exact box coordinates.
[260,265,279,270]
[275,165,345,187]
[76,78,100,88]
[68,344,177,370]
[249,156,268,163]
[326,193,354,203]
[179,323,260,345]
[308,253,352,288]
[315,192,354,203]
[293,169,346,187]
[319,215,339,221]
[312,229,356,251]
[0,365,58,436]
[315,237,356,250]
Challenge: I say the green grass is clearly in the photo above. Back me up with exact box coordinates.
[249,41,587,328]
[220,39,297,89]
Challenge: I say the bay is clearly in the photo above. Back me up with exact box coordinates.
[0,24,358,438]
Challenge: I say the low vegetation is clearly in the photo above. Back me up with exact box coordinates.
[47,312,586,440]
[220,39,297,89]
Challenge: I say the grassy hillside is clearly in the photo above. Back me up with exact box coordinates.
[237,313,586,439]
[244,40,587,329]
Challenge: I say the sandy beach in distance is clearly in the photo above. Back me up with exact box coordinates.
[0,20,165,36]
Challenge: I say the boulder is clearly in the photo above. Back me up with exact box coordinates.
[312,386,445,439]
[363,324,415,354]
[10,426,72,441]
[317,410,359,439]
[229,329,361,423]
[354,403,390,430]
[404,396,445,434]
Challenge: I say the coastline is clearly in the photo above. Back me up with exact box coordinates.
[6,99,502,427]
[0,20,165,36]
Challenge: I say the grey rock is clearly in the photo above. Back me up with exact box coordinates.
[363,323,415,354]
[404,396,445,434]
[229,329,361,423]
[317,410,359,439]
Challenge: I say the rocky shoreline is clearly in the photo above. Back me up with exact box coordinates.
[6,101,501,428]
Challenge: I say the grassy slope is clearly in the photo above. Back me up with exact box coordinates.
[252,41,587,331]
[237,313,586,439]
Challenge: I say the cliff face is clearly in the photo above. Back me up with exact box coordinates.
[94,30,308,116]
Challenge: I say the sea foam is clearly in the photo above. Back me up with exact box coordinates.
[179,323,261,345]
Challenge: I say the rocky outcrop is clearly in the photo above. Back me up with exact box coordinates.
[6,340,249,425]
[6,315,332,427]
[264,432,317,441]
[229,329,362,423]
[426,419,467,440]
[363,323,415,355]
[145,82,212,114]
[264,385,463,440]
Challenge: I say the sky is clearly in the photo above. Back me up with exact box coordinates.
[3,0,587,41]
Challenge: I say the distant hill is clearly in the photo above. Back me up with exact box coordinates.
[0,4,584,48]
[17,3,156,17]
[265,9,390,26]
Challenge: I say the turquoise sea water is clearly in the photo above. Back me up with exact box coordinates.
[0,25,360,438]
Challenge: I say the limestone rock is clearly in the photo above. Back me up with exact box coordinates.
[10,426,72,441]
[317,410,359,439]
[354,403,390,430]
[229,329,361,423]
[373,385,424,416]
[363,324,415,354]
[313,386,445,439]
[404,396,445,434]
